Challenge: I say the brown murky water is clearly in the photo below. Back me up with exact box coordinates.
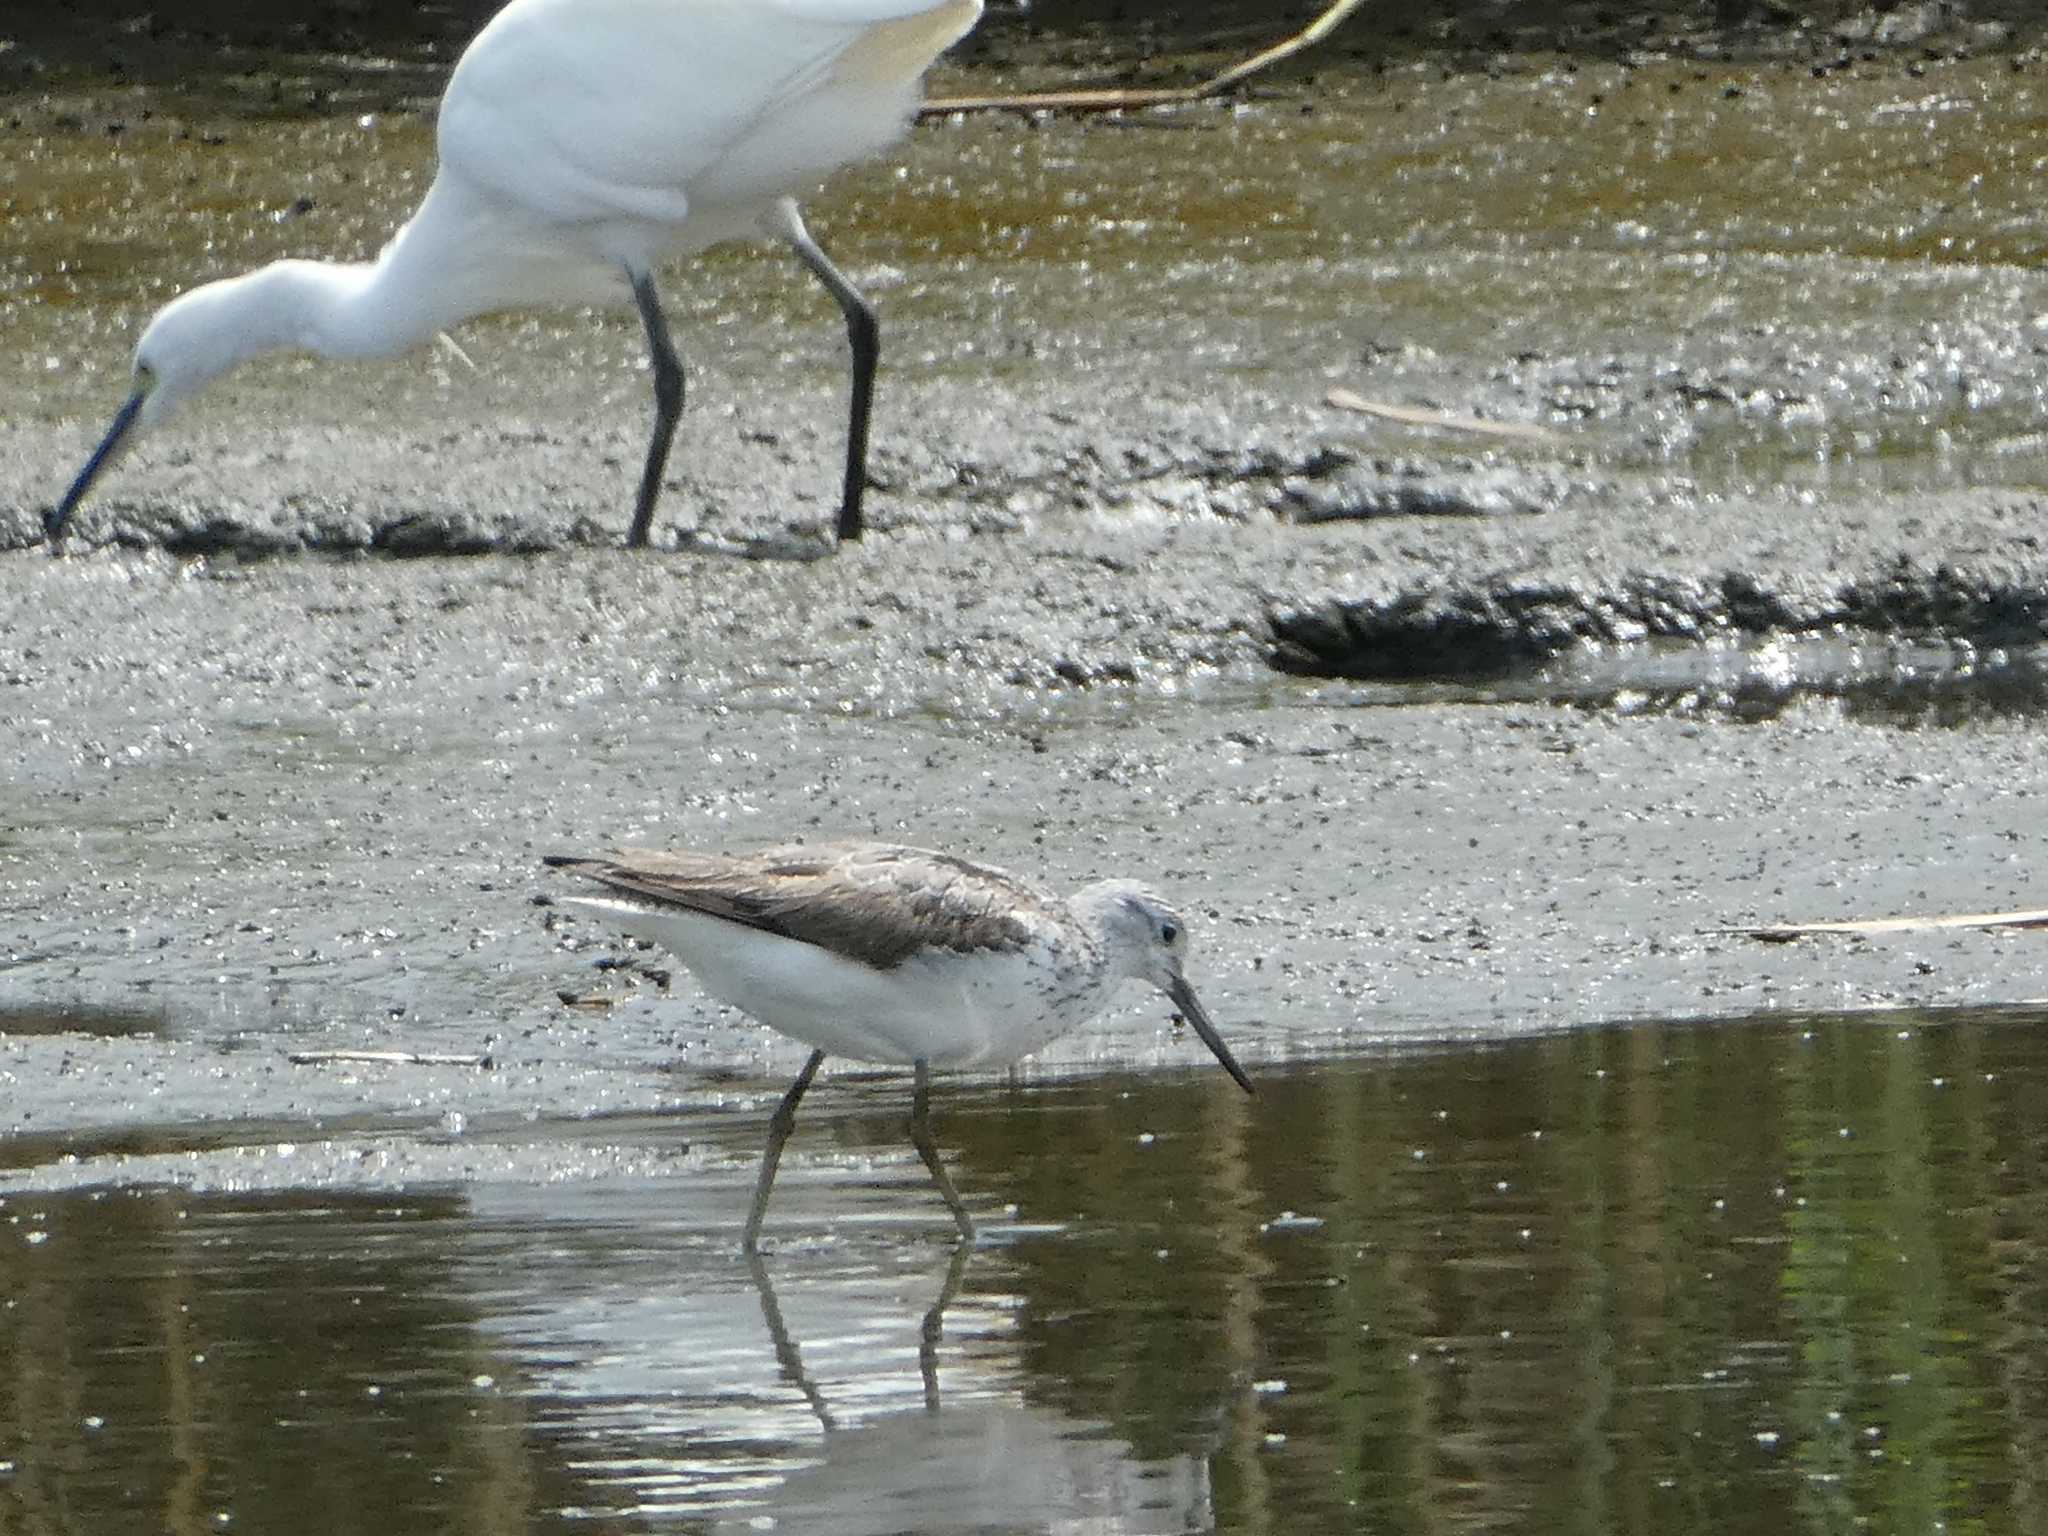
[7,1008,2048,1533]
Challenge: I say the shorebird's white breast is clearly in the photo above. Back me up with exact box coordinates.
[562,897,1112,1068]
[900,942,1114,1067]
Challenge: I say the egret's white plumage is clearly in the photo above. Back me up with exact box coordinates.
[545,842,1254,1248]
[50,0,982,548]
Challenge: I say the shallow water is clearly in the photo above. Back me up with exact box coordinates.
[6,1005,2048,1533]
[1308,635,2048,723]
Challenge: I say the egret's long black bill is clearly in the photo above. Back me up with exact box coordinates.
[47,387,146,545]
[1168,973,1254,1094]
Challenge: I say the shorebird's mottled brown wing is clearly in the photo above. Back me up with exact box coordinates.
[547,843,1058,969]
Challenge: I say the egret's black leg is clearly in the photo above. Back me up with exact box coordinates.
[907,1059,974,1242]
[778,206,880,543]
[744,1048,826,1252]
[628,269,685,550]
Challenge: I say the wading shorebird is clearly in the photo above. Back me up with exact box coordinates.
[545,842,1254,1249]
[49,0,983,549]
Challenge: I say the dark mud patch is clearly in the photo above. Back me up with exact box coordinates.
[1269,552,2048,679]
[20,433,1592,558]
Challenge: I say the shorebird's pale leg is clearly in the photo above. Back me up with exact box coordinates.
[920,1234,975,1410]
[744,1047,827,1252]
[908,1058,975,1243]
[746,1248,838,1430]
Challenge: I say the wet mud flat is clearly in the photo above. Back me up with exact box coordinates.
[0,3,2039,1048]
[4,0,2048,1169]
[10,10,2048,1535]
[0,0,2031,1146]
[11,2,2048,662]
[6,534,2048,1150]
[4,12,2048,1146]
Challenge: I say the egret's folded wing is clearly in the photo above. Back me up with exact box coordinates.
[438,0,977,226]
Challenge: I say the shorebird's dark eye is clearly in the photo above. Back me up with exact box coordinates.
[1159,921,1180,946]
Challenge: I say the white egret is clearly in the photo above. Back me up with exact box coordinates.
[49,0,984,548]
[545,841,1254,1249]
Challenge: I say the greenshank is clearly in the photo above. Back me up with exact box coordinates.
[545,841,1254,1248]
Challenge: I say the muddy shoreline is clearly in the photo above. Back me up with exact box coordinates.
[8,532,2048,1152]
[8,5,2048,1155]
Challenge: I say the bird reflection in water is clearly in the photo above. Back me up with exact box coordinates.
[730,1241,1213,1534]
[747,1237,974,1426]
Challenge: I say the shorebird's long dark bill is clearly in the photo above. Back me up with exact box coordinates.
[1168,974,1254,1094]
[47,386,147,544]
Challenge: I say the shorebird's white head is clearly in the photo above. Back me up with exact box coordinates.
[1083,881,1253,1094]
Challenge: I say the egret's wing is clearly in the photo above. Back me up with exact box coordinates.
[437,0,977,226]
[548,843,1053,969]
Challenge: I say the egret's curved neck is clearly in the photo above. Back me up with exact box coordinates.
[230,186,492,363]
[252,260,392,359]
[167,257,430,373]
[275,248,464,362]
[304,173,543,357]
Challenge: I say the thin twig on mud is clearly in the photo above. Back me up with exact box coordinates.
[918,0,1371,117]
[288,1048,494,1068]
[1326,386,1567,445]
[1718,909,2048,943]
